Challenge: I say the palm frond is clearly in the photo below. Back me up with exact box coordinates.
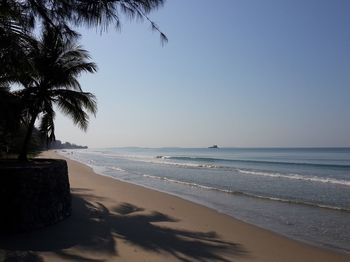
[57,98,89,131]
[54,89,97,115]
[39,102,56,145]
[27,0,167,42]
[125,1,168,44]
[55,89,97,131]
[24,27,97,91]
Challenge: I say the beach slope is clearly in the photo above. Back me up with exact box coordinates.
[0,150,348,261]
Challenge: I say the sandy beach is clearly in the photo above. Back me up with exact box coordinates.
[0,150,349,262]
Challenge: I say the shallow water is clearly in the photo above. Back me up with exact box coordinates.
[59,147,350,253]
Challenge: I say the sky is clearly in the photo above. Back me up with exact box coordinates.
[54,0,350,148]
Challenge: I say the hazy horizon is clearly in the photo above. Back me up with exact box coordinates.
[60,145,350,150]
[54,0,350,148]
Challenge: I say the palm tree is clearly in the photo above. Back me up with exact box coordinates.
[17,27,97,161]
[1,0,167,159]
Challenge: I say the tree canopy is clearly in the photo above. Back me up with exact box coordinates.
[0,0,167,159]
[0,0,167,41]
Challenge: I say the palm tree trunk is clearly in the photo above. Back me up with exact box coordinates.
[18,111,38,161]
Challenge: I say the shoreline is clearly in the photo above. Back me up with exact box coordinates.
[58,149,350,254]
[60,152,346,254]
[1,150,349,261]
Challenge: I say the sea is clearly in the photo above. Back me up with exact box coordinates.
[58,147,350,253]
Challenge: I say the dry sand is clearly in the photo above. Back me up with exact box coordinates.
[0,150,349,262]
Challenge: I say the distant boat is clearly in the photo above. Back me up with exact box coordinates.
[208,145,218,149]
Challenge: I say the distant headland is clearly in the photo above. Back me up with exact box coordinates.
[49,140,88,149]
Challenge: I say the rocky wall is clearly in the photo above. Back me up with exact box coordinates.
[0,159,71,233]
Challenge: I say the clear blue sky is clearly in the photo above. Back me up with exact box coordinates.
[55,0,350,148]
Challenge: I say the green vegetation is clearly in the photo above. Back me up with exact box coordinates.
[16,27,97,160]
[0,0,166,160]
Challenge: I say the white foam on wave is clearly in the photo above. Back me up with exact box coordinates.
[237,169,350,186]
[142,174,350,212]
[142,174,232,193]
[152,158,222,169]
[165,162,220,169]
[155,155,171,159]
[109,166,127,172]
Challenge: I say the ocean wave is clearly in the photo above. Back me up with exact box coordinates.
[143,174,232,192]
[143,157,222,169]
[108,166,127,172]
[156,155,171,159]
[155,155,350,169]
[142,174,350,212]
[164,162,221,169]
[237,169,350,186]
[74,150,350,170]
[60,151,350,187]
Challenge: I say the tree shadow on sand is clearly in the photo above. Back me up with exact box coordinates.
[0,188,247,262]
[0,251,43,262]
